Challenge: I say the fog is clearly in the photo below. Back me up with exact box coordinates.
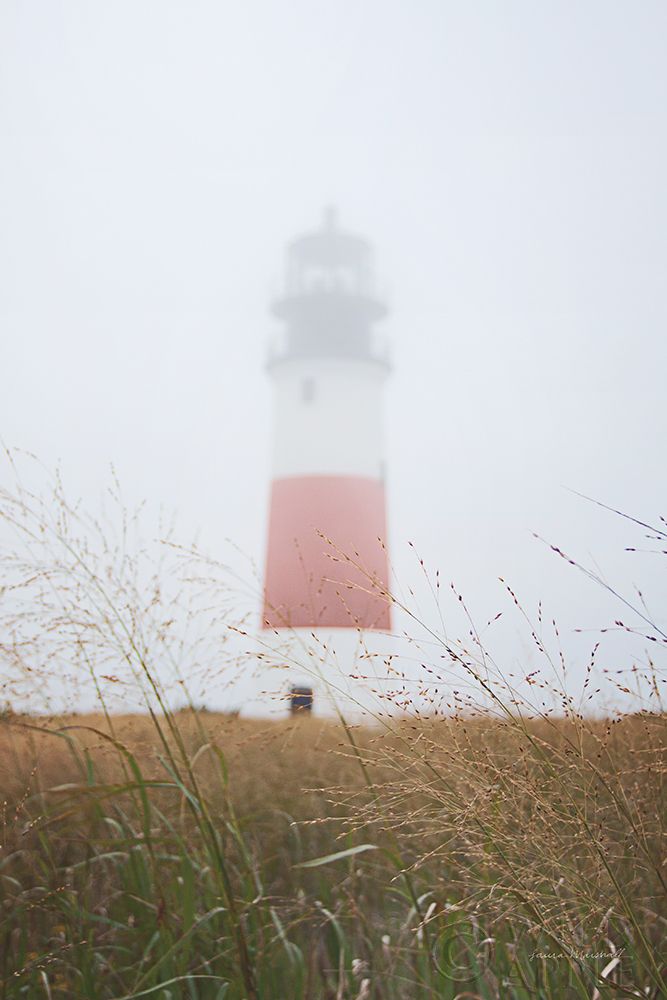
[1,2,665,713]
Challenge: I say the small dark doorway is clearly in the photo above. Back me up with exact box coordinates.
[289,685,313,714]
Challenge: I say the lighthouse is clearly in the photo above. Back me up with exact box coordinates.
[263,209,392,644]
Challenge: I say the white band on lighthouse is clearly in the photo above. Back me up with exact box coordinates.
[263,210,392,632]
[270,358,387,480]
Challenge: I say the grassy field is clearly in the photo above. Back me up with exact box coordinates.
[0,463,665,997]
[0,706,664,999]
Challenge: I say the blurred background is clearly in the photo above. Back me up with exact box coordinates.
[1,1,665,710]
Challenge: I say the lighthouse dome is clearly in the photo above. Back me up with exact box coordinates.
[288,206,370,275]
[270,208,388,369]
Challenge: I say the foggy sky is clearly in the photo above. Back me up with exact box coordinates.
[2,1,666,708]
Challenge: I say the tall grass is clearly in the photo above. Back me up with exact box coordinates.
[0,455,665,998]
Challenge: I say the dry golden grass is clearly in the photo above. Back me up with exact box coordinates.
[1,707,665,998]
[0,711,359,824]
[0,454,665,997]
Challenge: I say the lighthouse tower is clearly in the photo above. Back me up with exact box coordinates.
[263,209,392,641]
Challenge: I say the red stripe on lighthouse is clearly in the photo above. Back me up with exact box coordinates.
[263,475,391,630]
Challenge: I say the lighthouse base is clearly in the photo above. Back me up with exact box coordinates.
[248,626,397,721]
